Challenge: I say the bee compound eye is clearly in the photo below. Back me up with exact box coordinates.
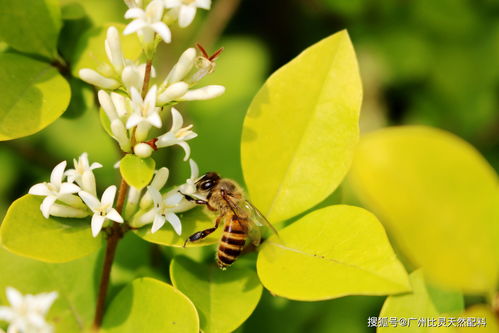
[200,181,214,190]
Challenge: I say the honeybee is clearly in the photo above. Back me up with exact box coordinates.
[182,172,278,269]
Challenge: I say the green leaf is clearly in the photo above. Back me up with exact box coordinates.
[257,205,410,301]
[119,154,155,190]
[0,53,70,141]
[348,126,499,292]
[0,0,62,59]
[71,23,142,78]
[0,246,101,331]
[102,277,199,333]
[134,207,219,247]
[378,270,464,333]
[170,256,263,333]
[0,195,102,263]
[241,30,362,223]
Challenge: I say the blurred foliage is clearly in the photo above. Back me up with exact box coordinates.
[0,0,497,332]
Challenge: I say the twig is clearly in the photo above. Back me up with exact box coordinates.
[91,178,129,331]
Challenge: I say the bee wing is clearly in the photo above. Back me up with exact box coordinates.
[247,220,262,247]
[242,200,279,236]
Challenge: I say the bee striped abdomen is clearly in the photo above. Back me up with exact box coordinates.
[216,217,247,269]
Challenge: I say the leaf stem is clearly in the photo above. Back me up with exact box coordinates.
[91,178,129,331]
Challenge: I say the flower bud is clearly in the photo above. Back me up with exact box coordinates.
[81,170,97,196]
[180,85,225,101]
[110,92,128,117]
[79,69,120,89]
[134,143,153,158]
[166,48,196,84]
[49,203,89,218]
[135,122,151,142]
[58,194,86,208]
[111,119,131,152]
[98,90,118,121]
[157,82,189,105]
[105,26,124,73]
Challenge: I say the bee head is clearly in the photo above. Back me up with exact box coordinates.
[196,172,220,192]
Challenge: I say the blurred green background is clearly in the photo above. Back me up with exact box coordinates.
[0,0,498,331]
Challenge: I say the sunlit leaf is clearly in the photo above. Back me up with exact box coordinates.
[257,205,410,301]
[170,256,262,333]
[102,277,199,333]
[0,195,102,262]
[119,154,155,190]
[0,246,101,331]
[241,30,362,223]
[0,0,61,58]
[457,305,499,333]
[349,126,499,292]
[71,23,142,78]
[134,207,219,247]
[0,53,70,141]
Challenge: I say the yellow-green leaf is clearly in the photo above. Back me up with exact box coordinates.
[0,0,62,59]
[170,256,263,333]
[378,270,439,333]
[0,195,102,263]
[102,277,199,333]
[119,154,155,190]
[257,205,410,301]
[134,207,219,247]
[349,126,499,292]
[241,30,362,223]
[0,53,70,141]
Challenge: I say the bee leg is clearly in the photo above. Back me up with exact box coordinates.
[183,216,222,247]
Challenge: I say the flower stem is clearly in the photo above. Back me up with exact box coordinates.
[92,178,129,331]
[141,59,153,99]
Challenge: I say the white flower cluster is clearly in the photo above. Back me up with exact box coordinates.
[28,0,219,238]
[0,287,57,333]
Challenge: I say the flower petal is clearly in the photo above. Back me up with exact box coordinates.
[189,159,199,179]
[78,191,101,211]
[164,0,181,8]
[6,287,23,307]
[101,185,117,206]
[50,161,67,186]
[178,141,191,161]
[140,208,157,223]
[98,90,118,121]
[165,212,182,235]
[151,22,171,43]
[59,182,81,195]
[178,5,196,28]
[40,196,57,218]
[90,162,103,170]
[151,167,169,190]
[126,113,143,129]
[106,208,124,223]
[91,214,106,237]
[180,85,225,101]
[169,108,183,133]
[196,0,211,10]
[151,214,166,233]
[29,183,51,196]
[165,191,183,206]
[147,112,162,128]
[167,48,196,83]
[124,19,148,35]
[79,69,120,89]
[147,186,163,205]
[124,7,145,19]
[35,292,58,315]
[0,306,13,321]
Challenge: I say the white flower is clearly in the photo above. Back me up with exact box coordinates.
[178,159,199,195]
[124,0,172,44]
[79,69,120,90]
[126,85,162,129]
[157,81,189,105]
[139,167,169,209]
[78,186,124,237]
[156,107,197,160]
[179,85,225,101]
[65,153,102,196]
[140,187,183,234]
[29,161,81,218]
[164,0,211,28]
[0,287,57,333]
[163,48,196,85]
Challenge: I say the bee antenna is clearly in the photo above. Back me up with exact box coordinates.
[209,47,224,61]
[196,43,209,58]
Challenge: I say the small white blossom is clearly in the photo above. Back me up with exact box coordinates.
[126,85,162,130]
[179,159,199,195]
[140,187,183,234]
[111,119,132,152]
[124,0,172,44]
[105,26,125,74]
[157,81,189,105]
[0,287,57,333]
[156,107,197,160]
[78,186,124,237]
[164,0,211,28]
[122,62,157,93]
[65,153,102,196]
[29,161,81,218]
[139,167,169,209]
[124,0,143,9]
[164,48,196,85]
[179,85,225,101]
